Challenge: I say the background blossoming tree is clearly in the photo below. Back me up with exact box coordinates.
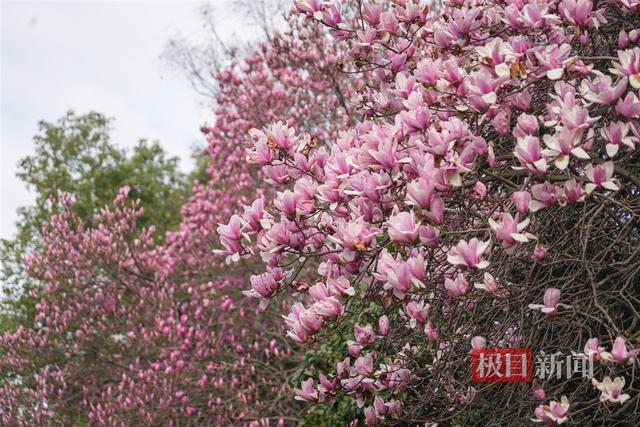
[0,8,354,426]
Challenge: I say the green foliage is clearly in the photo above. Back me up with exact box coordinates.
[187,146,211,185]
[0,110,192,332]
[300,395,360,427]
[294,299,385,426]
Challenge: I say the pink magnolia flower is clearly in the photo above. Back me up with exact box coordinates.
[313,295,344,319]
[447,238,490,269]
[619,29,640,49]
[241,198,269,232]
[601,121,637,157]
[354,353,375,377]
[347,341,362,358]
[532,396,570,425]
[584,162,619,194]
[274,190,301,218]
[530,183,559,212]
[471,336,486,349]
[294,0,324,20]
[246,135,274,165]
[444,274,470,297]
[474,272,499,294]
[601,337,639,364]
[378,315,389,336]
[615,92,640,119]
[284,303,322,343]
[395,72,415,98]
[217,214,245,261]
[415,57,441,85]
[474,181,487,199]
[542,126,591,170]
[294,378,318,402]
[425,320,439,342]
[386,399,403,418]
[533,43,572,80]
[490,107,512,135]
[562,180,587,204]
[592,377,631,404]
[420,224,441,248]
[512,191,532,214]
[514,136,548,175]
[489,213,532,252]
[533,244,548,260]
[398,103,431,133]
[375,250,426,299]
[513,114,539,138]
[404,300,429,328]
[505,2,559,30]
[584,337,604,361]
[330,217,380,253]
[475,37,513,68]
[245,269,286,299]
[354,324,376,346]
[580,72,627,105]
[528,288,571,315]
[406,177,445,224]
[559,0,604,28]
[387,211,420,243]
[533,381,546,401]
[327,277,355,297]
[317,374,336,396]
[465,70,501,112]
[610,47,640,88]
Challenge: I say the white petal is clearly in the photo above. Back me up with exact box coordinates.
[260,218,272,229]
[602,180,620,191]
[481,92,497,104]
[606,143,619,158]
[495,63,510,78]
[517,217,530,231]
[555,155,569,170]
[533,158,548,172]
[512,233,529,243]
[571,147,590,159]
[603,161,615,178]
[447,254,465,266]
[477,260,490,269]
[529,200,547,212]
[546,68,564,80]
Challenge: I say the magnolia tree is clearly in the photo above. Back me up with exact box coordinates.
[0,190,299,426]
[0,9,355,427]
[219,0,640,425]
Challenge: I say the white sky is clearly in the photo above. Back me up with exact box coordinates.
[0,0,264,239]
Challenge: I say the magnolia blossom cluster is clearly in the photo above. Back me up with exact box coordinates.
[219,0,640,424]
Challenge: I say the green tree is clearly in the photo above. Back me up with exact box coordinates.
[0,110,191,332]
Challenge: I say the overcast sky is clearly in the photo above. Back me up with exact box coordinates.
[1,0,264,239]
